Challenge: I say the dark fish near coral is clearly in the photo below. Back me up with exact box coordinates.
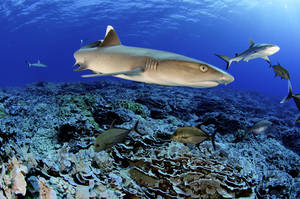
[171,126,216,150]
[271,62,290,80]
[247,120,272,134]
[281,80,300,122]
[94,121,139,152]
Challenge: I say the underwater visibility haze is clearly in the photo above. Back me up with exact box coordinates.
[0,0,300,198]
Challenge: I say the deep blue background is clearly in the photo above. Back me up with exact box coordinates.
[0,0,299,97]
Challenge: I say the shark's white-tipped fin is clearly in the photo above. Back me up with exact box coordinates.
[105,25,114,37]
[101,25,121,47]
[82,67,144,78]
[249,38,255,48]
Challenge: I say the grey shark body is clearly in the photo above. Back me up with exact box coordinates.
[73,26,234,88]
[216,39,280,70]
[25,60,47,68]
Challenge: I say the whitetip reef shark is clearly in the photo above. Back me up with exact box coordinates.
[25,59,47,68]
[216,38,280,70]
[73,25,234,88]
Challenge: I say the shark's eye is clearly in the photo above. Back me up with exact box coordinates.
[200,65,208,72]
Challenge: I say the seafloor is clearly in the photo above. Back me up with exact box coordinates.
[0,80,299,199]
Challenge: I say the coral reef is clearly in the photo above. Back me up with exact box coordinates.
[0,80,299,198]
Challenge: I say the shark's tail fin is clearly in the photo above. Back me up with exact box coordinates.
[280,80,293,103]
[296,116,300,122]
[25,60,31,67]
[215,54,232,70]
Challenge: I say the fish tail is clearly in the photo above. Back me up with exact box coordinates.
[25,60,31,67]
[215,54,232,70]
[296,116,300,122]
[132,120,143,135]
[211,130,217,150]
[280,80,293,103]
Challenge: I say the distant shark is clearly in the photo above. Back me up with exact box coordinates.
[73,25,234,88]
[25,59,47,68]
[216,38,280,70]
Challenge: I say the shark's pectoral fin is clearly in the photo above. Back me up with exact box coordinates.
[262,56,270,63]
[82,67,144,78]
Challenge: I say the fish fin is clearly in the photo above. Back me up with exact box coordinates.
[235,53,239,57]
[215,54,232,70]
[38,60,40,64]
[25,60,31,67]
[101,25,121,47]
[280,80,293,103]
[109,119,116,128]
[249,38,255,48]
[262,56,270,64]
[80,40,83,48]
[132,120,144,136]
[296,116,300,122]
[82,67,144,78]
[74,65,88,71]
[82,40,102,48]
[196,143,200,150]
[105,25,114,37]
[211,130,217,151]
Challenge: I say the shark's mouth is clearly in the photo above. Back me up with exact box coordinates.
[73,63,88,72]
[186,80,219,88]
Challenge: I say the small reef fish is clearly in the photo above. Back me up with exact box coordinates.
[94,121,139,152]
[270,62,290,80]
[247,120,272,134]
[25,60,47,68]
[171,126,216,150]
[281,80,300,122]
[73,25,234,88]
[216,38,280,70]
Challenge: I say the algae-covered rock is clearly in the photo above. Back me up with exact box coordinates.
[56,94,99,140]
[115,100,147,118]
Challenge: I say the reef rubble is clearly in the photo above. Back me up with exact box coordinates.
[0,80,299,198]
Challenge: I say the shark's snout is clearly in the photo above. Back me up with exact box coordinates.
[219,73,234,85]
[268,45,280,54]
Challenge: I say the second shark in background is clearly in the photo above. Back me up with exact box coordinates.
[216,38,280,70]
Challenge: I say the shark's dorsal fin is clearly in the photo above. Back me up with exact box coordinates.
[101,26,121,47]
[38,60,40,64]
[105,25,114,37]
[249,38,255,48]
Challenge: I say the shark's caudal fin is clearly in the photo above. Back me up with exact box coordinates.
[280,80,293,103]
[215,54,232,70]
[25,60,31,67]
[296,116,300,122]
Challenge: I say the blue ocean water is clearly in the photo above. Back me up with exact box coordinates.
[0,0,299,95]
